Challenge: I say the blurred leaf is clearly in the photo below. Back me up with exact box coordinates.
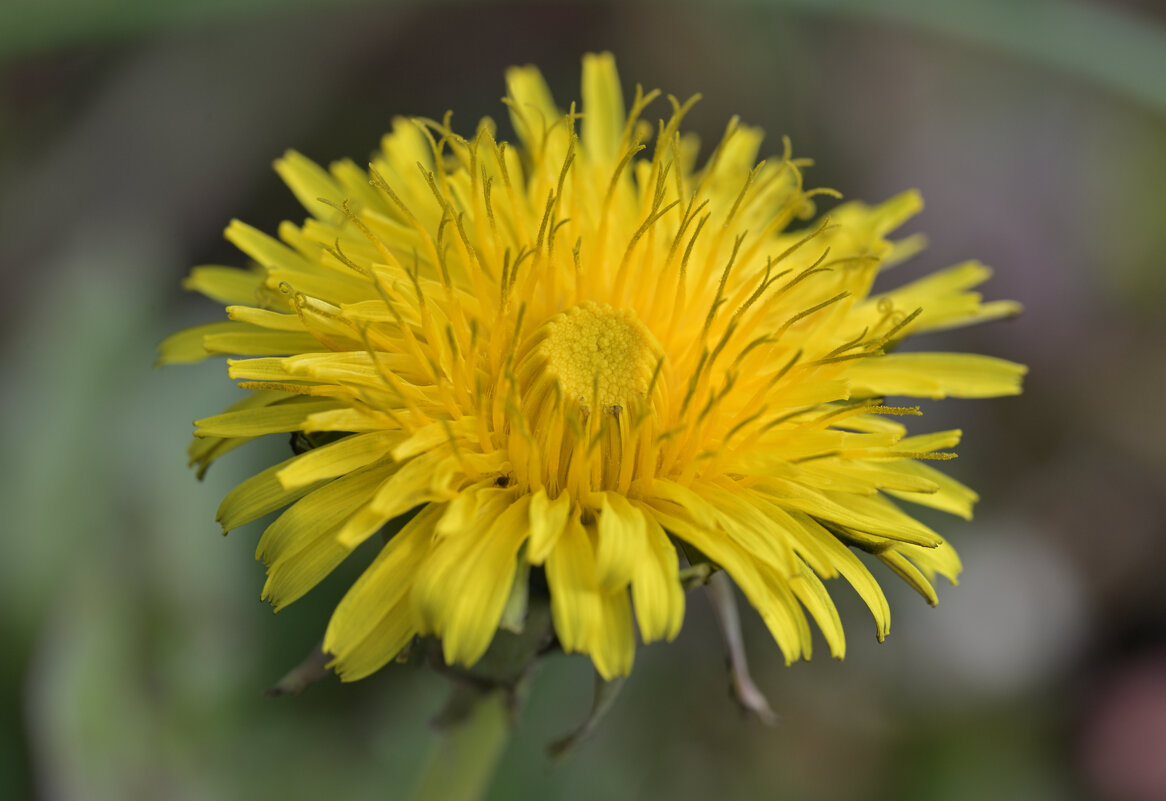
[6,0,1166,116]
[547,673,626,760]
[0,0,369,59]
[749,0,1166,116]
[411,689,512,801]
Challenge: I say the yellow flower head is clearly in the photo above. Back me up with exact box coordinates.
[161,54,1025,682]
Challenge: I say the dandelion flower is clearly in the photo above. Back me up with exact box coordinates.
[161,53,1025,682]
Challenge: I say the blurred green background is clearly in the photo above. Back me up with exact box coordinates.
[3,1,1166,799]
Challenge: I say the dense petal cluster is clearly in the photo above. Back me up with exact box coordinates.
[162,54,1025,681]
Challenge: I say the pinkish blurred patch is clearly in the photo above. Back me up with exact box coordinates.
[1082,651,1166,801]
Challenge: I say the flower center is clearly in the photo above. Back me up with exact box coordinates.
[539,302,659,412]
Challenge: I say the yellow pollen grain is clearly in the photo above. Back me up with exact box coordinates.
[540,302,658,411]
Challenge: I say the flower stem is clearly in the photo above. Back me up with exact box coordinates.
[408,688,512,801]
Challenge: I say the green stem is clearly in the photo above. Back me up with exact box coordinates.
[408,689,513,801]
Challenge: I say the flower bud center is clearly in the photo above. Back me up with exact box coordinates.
[540,302,658,412]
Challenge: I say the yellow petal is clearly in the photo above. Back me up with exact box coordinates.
[639,498,800,660]
[331,463,451,552]
[188,389,294,477]
[371,451,460,514]
[331,157,384,211]
[216,451,325,532]
[302,407,396,433]
[631,515,685,643]
[871,260,1023,333]
[505,65,559,150]
[499,548,531,633]
[226,353,417,388]
[527,488,571,564]
[594,492,648,591]
[375,117,435,187]
[545,512,637,677]
[328,452,452,550]
[262,264,372,305]
[276,431,402,490]
[261,528,349,610]
[416,496,531,666]
[391,418,478,461]
[789,562,846,659]
[755,562,814,664]
[546,511,598,655]
[182,265,263,305]
[794,459,939,496]
[581,51,624,164]
[156,321,240,365]
[883,460,979,519]
[878,550,940,605]
[187,436,249,479]
[256,461,396,565]
[435,483,495,540]
[648,479,718,529]
[782,510,891,642]
[865,190,924,241]
[225,305,306,331]
[330,595,416,682]
[895,430,963,453]
[590,586,635,680]
[896,537,962,584]
[744,492,836,576]
[225,219,310,274]
[697,481,797,574]
[756,479,942,548]
[441,499,532,666]
[324,504,441,679]
[847,353,1027,399]
[329,501,402,555]
[195,398,343,438]
[202,329,325,357]
[274,149,344,221]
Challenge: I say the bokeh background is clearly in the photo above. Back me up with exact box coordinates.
[3,1,1166,799]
